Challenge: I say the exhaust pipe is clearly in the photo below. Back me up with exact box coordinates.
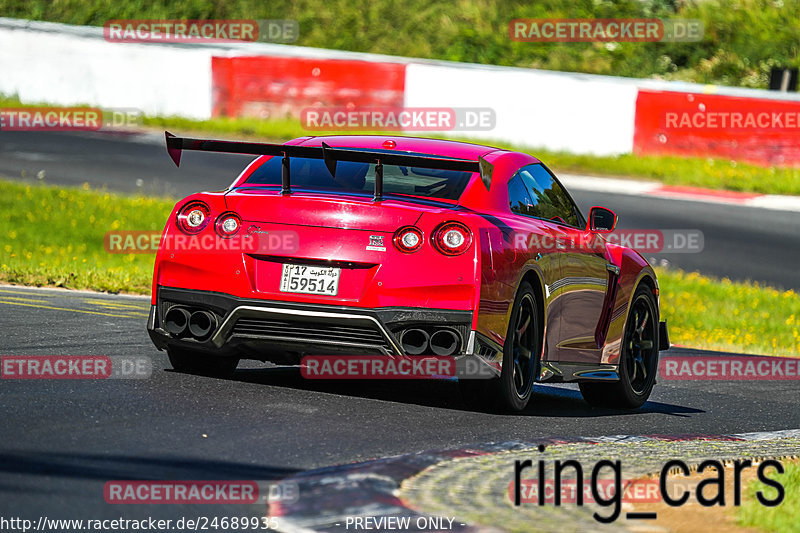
[164,307,191,337]
[430,329,460,356]
[401,329,430,355]
[188,310,217,341]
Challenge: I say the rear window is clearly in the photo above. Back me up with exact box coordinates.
[244,152,474,201]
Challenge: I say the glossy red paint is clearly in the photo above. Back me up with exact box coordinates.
[150,134,659,370]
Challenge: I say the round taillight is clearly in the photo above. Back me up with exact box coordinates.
[393,226,424,253]
[433,222,472,256]
[176,201,210,234]
[215,212,242,238]
[382,140,397,149]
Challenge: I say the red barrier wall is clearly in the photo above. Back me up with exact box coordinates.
[633,89,800,166]
[212,56,406,119]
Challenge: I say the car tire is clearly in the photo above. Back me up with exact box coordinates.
[459,281,542,413]
[167,347,239,377]
[579,284,659,409]
[495,282,541,412]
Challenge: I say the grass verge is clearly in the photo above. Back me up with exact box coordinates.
[738,459,799,532]
[4,95,800,196]
[657,269,800,356]
[2,177,799,356]
[0,179,172,293]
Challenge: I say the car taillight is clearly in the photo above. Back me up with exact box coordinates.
[215,212,242,238]
[393,226,424,253]
[433,222,472,256]
[176,201,210,234]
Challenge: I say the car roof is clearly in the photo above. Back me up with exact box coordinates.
[295,135,510,161]
[233,135,544,211]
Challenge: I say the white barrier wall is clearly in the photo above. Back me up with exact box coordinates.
[0,18,673,155]
[0,20,215,119]
[0,18,414,121]
[6,18,799,158]
[403,63,639,156]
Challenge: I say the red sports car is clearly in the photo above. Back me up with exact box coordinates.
[147,132,669,412]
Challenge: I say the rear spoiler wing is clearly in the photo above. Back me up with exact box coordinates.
[165,131,493,200]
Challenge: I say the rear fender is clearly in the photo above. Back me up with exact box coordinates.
[600,246,657,364]
[415,211,484,320]
[152,192,230,305]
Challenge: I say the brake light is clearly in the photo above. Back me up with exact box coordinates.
[433,222,472,256]
[176,201,210,234]
[215,212,242,238]
[393,226,424,253]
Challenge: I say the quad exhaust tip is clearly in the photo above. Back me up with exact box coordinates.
[400,328,429,355]
[400,328,461,356]
[164,306,217,341]
[430,329,459,356]
[164,307,191,337]
[188,310,217,341]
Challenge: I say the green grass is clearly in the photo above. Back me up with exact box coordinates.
[2,0,800,90]
[657,269,800,357]
[0,179,172,293]
[738,460,800,532]
[2,177,800,357]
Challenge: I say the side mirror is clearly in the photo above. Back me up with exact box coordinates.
[587,206,617,233]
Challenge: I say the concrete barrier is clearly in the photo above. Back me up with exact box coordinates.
[0,18,216,119]
[4,17,800,163]
[211,56,406,119]
[404,63,639,155]
[634,88,800,166]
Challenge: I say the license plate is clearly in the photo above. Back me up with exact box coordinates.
[279,263,340,296]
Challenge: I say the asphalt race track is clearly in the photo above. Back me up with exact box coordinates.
[2,131,799,522]
[2,286,800,521]
[2,130,799,290]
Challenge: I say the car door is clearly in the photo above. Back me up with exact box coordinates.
[516,164,611,364]
[503,173,563,362]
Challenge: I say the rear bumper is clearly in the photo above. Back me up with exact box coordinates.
[148,286,474,361]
